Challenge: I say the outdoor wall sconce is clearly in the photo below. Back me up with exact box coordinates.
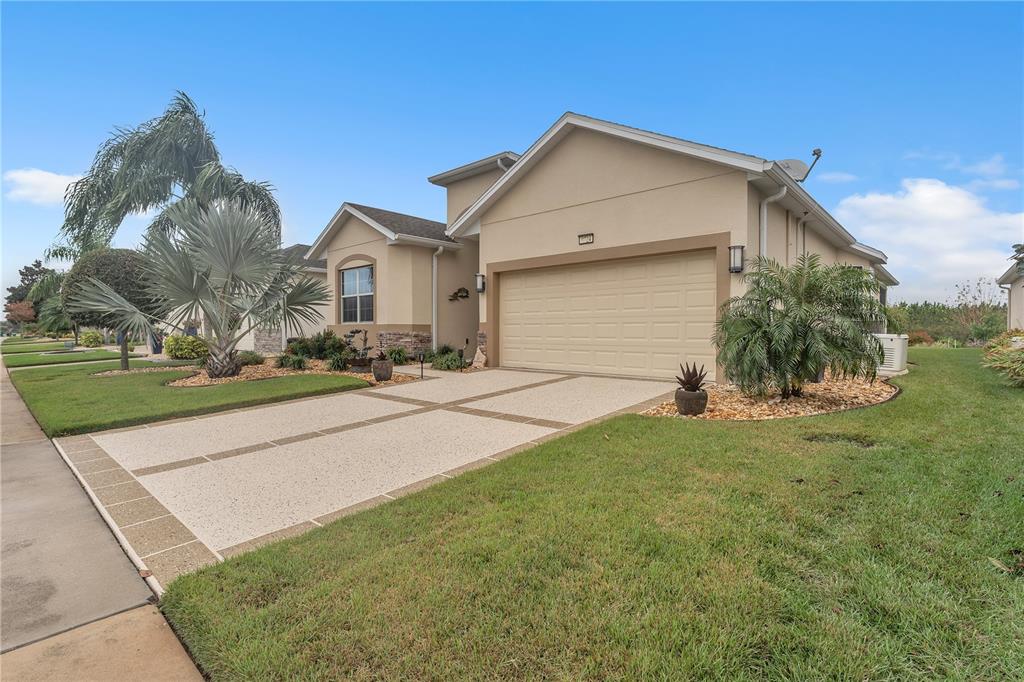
[728,245,745,273]
[475,272,486,293]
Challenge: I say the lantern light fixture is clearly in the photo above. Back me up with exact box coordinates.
[475,272,486,293]
[728,245,745,273]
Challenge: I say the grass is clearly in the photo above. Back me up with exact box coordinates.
[161,349,1023,680]
[9,360,369,436]
[2,349,131,367]
[0,342,70,354]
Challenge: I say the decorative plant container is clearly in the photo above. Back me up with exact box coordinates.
[674,362,709,416]
[371,358,394,382]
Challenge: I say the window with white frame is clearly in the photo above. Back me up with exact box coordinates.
[340,265,374,323]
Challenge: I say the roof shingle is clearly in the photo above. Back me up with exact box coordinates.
[348,203,454,243]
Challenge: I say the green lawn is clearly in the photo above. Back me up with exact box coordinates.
[0,342,70,354]
[162,349,1023,680]
[2,349,130,367]
[10,360,369,436]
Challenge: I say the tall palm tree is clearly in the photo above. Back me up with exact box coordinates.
[713,254,885,398]
[55,92,280,257]
[66,200,327,378]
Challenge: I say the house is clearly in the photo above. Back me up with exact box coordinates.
[236,243,331,354]
[998,260,1023,329]
[307,113,897,379]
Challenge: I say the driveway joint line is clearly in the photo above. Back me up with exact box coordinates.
[139,539,204,561]
[118,513,174,530]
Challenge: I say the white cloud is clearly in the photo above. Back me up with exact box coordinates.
[835,178,1024,302]
[966,177,1021,192]
[817,171,858,183]
[962,154,1007,178]
[3,168,80,205]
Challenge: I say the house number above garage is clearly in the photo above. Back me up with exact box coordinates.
[578,233,595,246]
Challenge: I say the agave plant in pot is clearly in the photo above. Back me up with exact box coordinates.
[674,362,709,416]
[371,347,394,382]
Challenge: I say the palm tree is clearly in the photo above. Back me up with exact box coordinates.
[713,254,886,398]
[66,200,328,378]
[54,92,280,257]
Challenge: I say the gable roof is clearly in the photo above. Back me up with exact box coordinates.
[444,112,889,267]
[281,243,327,271]
[998,261,1022,285]
[307,202,454,260]
[428,151,520,186]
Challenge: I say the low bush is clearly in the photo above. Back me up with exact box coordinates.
[288,330,346,360]
[164,335,209,360]
[982,328,1024,387]
[431,351,467,371]
[325,353,348,372]
[385,346,409,365]
[907,330,934,346]
[276,354,308,370]
[80,330,103,347]
[237,351,266,367]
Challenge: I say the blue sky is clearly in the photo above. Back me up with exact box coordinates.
[3,2,1022,302]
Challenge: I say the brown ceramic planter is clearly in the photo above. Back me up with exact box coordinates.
[371,359,394,382]
[674,388,708,416]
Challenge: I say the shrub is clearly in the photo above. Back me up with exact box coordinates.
[276,353,308,370]
[984,328,1024,352]
[80,330,103,347]
[431,351,467,371]
[907,330,934,346]
[713,255,885,398]
[308,330,346,360]
[237,351,266,367]
[325,353,348,371]
[385,346,409,365]
[436,343,455,356]
[164,335,209,360]
[982,348,1024,387]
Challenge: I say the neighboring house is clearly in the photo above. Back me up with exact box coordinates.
[308,113,897,379]
[998,261,1023,329]
[236,243,330,354]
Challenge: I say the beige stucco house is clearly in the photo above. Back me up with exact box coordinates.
[998,261,1023,329]
[308,113,897,379]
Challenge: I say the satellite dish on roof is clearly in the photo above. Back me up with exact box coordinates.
[778,159,810,180]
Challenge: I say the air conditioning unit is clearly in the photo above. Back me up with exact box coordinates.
[874,333,908,374]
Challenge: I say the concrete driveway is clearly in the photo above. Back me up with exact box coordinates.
[54,369,672,589]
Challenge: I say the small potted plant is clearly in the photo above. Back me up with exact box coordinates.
[674,362,709,416]
[371,347,394,382]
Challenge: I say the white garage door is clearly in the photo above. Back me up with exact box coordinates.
[499,250,717,379]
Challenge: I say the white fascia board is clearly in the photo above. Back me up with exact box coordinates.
[874,264,899,286]
[306,203,397,260]
[997,262,1021,285]
[447,112,770,238]
[387,234,463,249]
[849,241,888,264]
[765,165,857,247]
[428,152,521,186]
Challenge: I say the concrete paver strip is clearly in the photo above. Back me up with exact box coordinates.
[462,375,675,424]
[373,368,566,403]
[91,391,418,469]
[0,605,202,681]
[137,410,555,551]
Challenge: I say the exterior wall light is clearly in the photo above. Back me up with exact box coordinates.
[475,272,486,293]
[729,245,745,273]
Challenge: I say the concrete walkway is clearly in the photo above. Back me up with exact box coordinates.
[0,360,200,678]
[55,368,674,589]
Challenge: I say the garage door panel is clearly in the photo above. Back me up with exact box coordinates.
[500,250,716,379]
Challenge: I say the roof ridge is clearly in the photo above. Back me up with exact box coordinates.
[347,202,445,227]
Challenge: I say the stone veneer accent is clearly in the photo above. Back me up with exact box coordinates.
[378,330,432,356]
[476,331,488,359]
[253,328,284,354]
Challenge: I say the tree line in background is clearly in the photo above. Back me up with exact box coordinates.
[886,278,1008,346]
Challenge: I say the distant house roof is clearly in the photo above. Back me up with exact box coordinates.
[427,151,521,186]
[306,202,456,261]
[281,243,327,271]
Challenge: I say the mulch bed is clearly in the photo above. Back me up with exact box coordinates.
[95,359,417,388]
[642,376,897,421]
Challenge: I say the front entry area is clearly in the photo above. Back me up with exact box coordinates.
[498,250,718,379]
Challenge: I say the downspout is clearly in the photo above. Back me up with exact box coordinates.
[497,157,511,172]
[998,283,1011,328]
[432,246,445,351]
[759,185,788,258]
[797,215,810,256]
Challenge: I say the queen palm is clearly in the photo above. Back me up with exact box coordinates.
[66,200,328,378]
[54,92,280,258]
[713,254,886,398]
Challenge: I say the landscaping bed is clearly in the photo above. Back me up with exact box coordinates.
[642,375,897,420]
[2,348,132,368]
[163,358,417,387]
[161,349,1024,679]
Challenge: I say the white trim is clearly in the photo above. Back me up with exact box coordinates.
[428,151,520,186]
[997,262,1021,285]
[306,203,397,260]
[849,242,887,262]
[874,264,899,286]
[386,234,463,249]
[446,112,770,237]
